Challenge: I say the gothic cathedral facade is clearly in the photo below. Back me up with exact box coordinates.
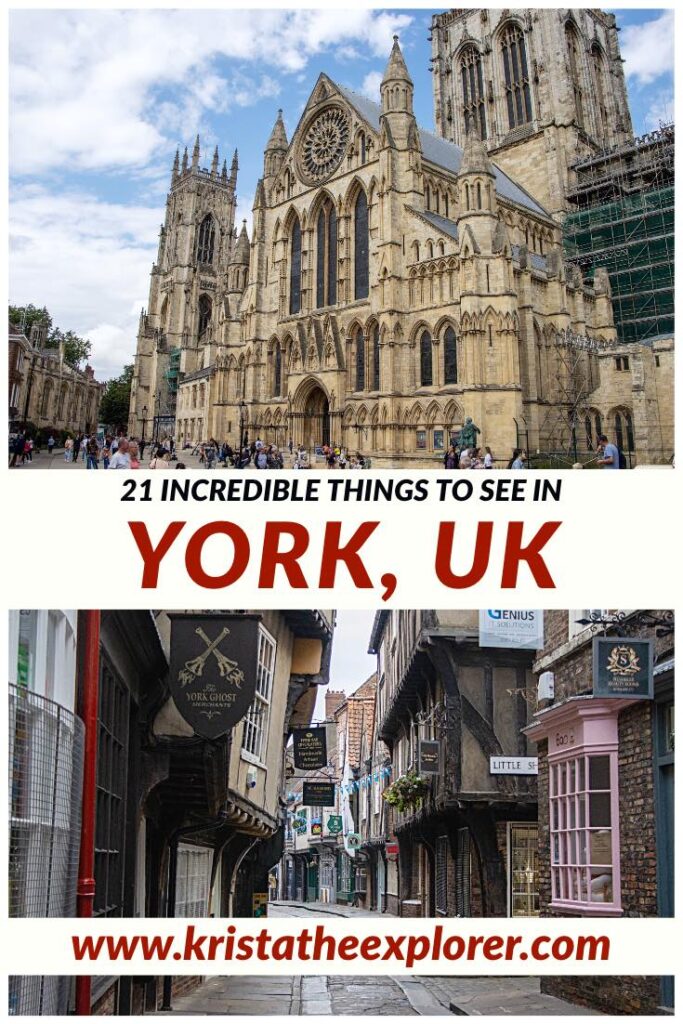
[128,23,670,466]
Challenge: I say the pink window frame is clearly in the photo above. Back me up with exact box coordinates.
[525,696,637,918]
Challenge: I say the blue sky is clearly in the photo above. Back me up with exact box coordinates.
[9,8,674,381]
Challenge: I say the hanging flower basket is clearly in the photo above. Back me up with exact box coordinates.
[382,770,430,813]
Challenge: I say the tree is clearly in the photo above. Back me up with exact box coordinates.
[8,303,92,368]
[99,364,134,430]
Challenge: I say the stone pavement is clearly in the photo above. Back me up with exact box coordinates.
[270,899,387,919]
[417,976,601,1016]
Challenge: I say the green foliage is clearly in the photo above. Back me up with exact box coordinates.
[100,364,134,430]
[8,303,92,368]
[382,770,430,813]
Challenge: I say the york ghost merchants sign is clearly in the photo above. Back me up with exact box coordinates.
[169,614,259,739]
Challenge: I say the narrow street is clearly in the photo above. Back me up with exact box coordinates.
[157,902,600,1017]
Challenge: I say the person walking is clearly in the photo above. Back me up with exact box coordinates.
[72,435,81,464]
[101,440,111,470]
[81,435,88,462]
[107,438,131,469]
[444,445,458,469]
[596,433,620,469]
[506,448,520,469]
[511,450,527,469]
[9,431,25,468]
[23,437,33,464]
[86,435,99,469]
[483,446,494,469]
[64,436,74,463]
[47,435,56,457]
[149,447,171,469]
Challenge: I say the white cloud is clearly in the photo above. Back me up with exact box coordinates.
[9,184,159,380]
[644,89,674,130]
[10,9,412,174]
[620,11,674,85]
[360,70,383,102]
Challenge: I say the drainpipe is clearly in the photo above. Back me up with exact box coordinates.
[75,610,101,1016]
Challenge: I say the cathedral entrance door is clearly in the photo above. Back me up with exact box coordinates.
[303,386,330,451]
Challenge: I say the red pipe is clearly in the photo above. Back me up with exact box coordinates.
[75,610,101,1016]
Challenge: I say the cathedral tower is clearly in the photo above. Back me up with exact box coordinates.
[430,8,633,217]
[128,137,238,438]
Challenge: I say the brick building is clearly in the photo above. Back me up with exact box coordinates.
[527,609,674,1014]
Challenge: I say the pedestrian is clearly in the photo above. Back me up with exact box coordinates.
[86,435,99,469]
[9,431,25,468]
[175,461,187,470]
[101,440,111,470]
[72,435,81,464]
[81,435,88,462]
[444,445,458,469]
[128,442,141,469]
[458,447,471,468]
[205,443,217,469]
[139,440,147,460]
[596,433,620,469]
[288,438,293,455]
[107,438,131,469]
[511,450,527,469]
[256,447,268,469]
[47,435,55,457]
[149,447,171,469]
[483,446,494,469]
[506,448,520,469]
[64,436,73,463]
[23,437,33,464]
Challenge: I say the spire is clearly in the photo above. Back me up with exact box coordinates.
[383,34,413,86]
[211,145,219,176]
[232,219,250,264]
[253,178,266,209]
[221,159,228,181]
[172,147,179,181]
[229,148,238,187]
[181,146,188,172]
[380,36,414,116]
[265,109,288,152]
[192,134,200,169]
[459,125,494,176]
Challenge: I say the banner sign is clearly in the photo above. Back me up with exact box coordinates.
[327,815,343,834]
[593,638,653,699]
[303,781,336,807]
[419,740,441,775]
[490,756,538,775]
[479,610,544,650]
[168,614,259,739]
[292,727,328,770]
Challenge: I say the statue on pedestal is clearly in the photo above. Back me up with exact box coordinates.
[457,416,481,450]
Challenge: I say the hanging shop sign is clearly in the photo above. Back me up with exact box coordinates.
[479,610,544,650]
[327,815,343,834]
[419,740,441,775]
[252,893,268,917]
[386,842,399,859]
[311,822,323,837]
[593,638,653,699]
[168,614,259,739]
[303,781,336,807]
[292,727,328,770]
[490,756,538,775]
[346,833,361,849]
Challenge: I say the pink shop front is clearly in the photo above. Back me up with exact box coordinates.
[526,684,674,1014]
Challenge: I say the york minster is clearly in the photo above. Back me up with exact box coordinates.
[128,10,673,466]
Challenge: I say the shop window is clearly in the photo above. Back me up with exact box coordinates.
[509,824,539,916]
[175,844,212,917]
[435,835,448,915]
[241,627,276,762]
[549,751,620,912]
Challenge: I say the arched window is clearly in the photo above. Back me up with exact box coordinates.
[372,323,380,391]
[354,191,369,300]
[289,217,302,315]
[316,199,337,308]
[565,23,584,128]
[197,214,215,264]
[460,46,486,139]
[500,22,533,129]
[40,381,52,417]
[355,326,365,391]
[359,133,366,164]
[444,326,458,384]
[420,330,433,387]
[198,294,212,339]
[591,45,608,140]
[615,411,624,451]
[273,342,282,396]
[615,410,635,451]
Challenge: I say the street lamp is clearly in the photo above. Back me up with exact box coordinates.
[141,405,148,445]
[239,400,247,449]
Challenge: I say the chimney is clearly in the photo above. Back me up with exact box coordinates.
[325,690,346,720]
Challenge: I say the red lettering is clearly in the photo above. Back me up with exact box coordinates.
[318,521,378,588]
[129,521,185,588]
[501,521,561,588]
[258,522,310,588]
[434,521,493,588]
[185,522,250,589]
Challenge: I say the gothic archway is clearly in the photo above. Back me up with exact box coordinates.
[292,377,331,451]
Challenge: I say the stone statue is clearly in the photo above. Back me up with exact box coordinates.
[457,416,481,450]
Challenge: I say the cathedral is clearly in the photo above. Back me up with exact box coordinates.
[128,11,673,466]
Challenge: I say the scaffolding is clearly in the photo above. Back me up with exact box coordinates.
[563,125,674,344]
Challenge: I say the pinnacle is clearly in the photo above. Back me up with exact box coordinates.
[460,125,494,176]
[265,108,288,151]
[382,34,413,86]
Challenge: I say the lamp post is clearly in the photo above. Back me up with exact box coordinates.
[239,400,247,450]
[141,404,148,445]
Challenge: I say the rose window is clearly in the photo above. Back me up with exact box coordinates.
[301,108,350,182]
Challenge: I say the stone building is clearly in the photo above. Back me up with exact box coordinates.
[369,609,539,918]
[127,35,673,465]
[527,609,674,1014]
[430,8,633,219]
[8,320,101,438]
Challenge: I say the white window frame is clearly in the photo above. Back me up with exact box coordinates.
[241,625,276,764]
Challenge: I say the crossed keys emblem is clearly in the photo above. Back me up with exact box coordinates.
[178,626,245,688]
